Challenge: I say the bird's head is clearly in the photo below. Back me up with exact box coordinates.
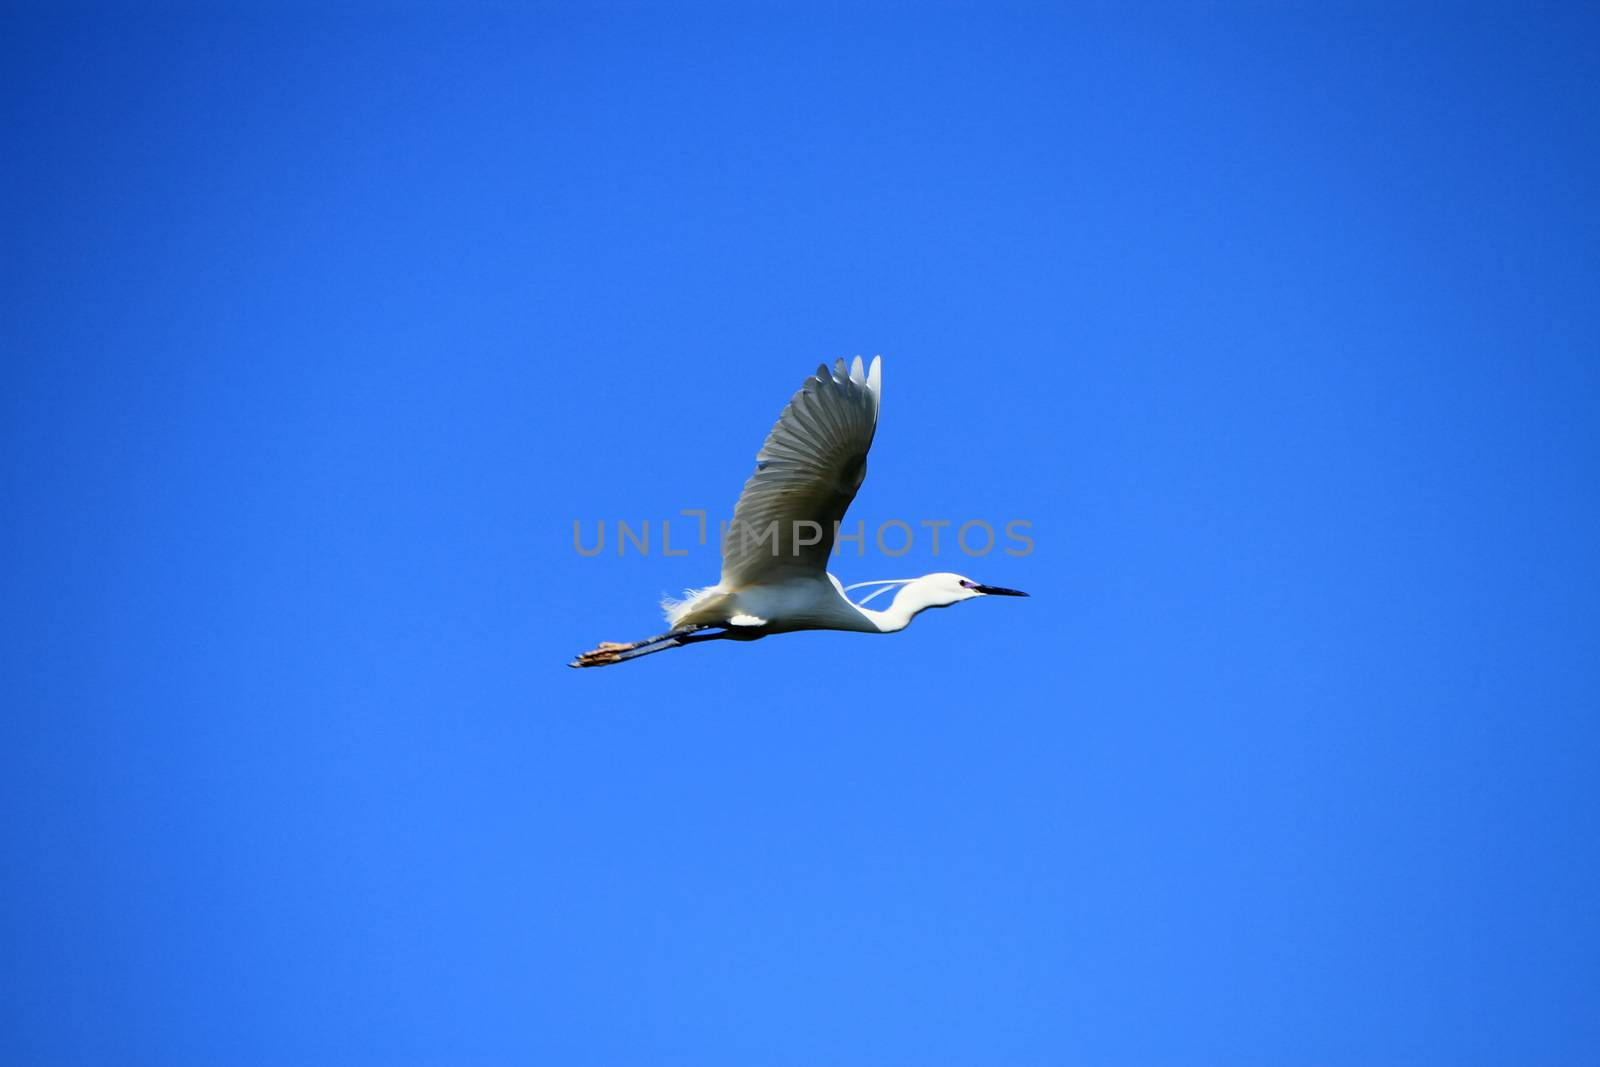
[921,572,1030,606]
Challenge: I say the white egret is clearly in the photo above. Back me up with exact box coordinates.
[570,357,1028,667]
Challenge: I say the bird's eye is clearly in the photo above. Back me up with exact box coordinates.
[959,579,975,589]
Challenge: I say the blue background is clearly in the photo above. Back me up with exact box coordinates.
[5,4,1598,1064]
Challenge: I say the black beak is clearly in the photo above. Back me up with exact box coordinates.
[973,584,1029,597]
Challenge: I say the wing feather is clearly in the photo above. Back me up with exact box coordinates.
[720,357,881,587]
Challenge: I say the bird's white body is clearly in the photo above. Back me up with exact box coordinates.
[670,572,989,636]
[670,575,874,634]
[571,357,1027,667]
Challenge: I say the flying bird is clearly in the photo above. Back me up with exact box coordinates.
[570,357,1027,667]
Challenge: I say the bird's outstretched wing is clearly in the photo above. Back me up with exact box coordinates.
[720,356,882,589]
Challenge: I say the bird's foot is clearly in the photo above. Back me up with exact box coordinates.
[567,640,634,668]
[568,626,708,668]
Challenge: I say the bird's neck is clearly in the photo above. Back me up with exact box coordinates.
[861,578,951,633]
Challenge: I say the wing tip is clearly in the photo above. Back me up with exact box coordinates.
[819,355,881,396]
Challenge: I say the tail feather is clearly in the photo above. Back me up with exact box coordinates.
[661,585,721,627]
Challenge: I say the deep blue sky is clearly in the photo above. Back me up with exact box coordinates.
[5,4,1599,1064]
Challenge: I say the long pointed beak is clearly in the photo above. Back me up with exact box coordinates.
[973,584,1029,597]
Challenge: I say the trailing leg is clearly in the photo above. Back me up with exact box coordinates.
[568,625,720,668]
